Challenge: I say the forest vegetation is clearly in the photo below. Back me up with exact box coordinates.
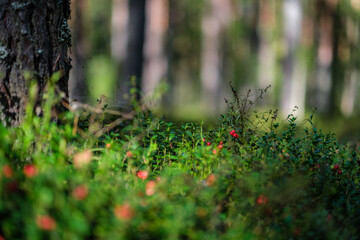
[0,0,359,239]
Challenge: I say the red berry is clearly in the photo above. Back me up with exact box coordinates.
[230,130,235,135]
[2,165,13,178]
[256,194,269,205]
[212,149,217,154]
[114,202,134,221]
[36,215,56,231]
[137,170,148,180]
[338,170,342,174]
[72,185,88,200]
[205,174,216,186]
[220,141,223,145]
[207,142,211,146]
[106,143,111,148]
[334,164,340,170]
[217,144,223,150]
[146,180,157,196]
[24,164,37,178]
[202,138,206,142]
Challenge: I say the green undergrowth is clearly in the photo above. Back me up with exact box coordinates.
[0,79,359,240]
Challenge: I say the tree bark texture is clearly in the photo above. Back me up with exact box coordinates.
[0,0,71,126]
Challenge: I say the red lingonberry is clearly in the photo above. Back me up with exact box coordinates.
[126,151,133,158]
[217,144,223,150]
[205,174,216,186]
[106,143,111,148]
[146,180,157,196]
[230,130,235,136]
[207,142,211,146]
[36,215,56,231]
[256,194,269,205]
[202,138,206,142]
[334,164,340,170]
[212,149,217,154]
[72,185,88,200]
[114,203,134,220]
[23,164,37,178]
[2,165,13,178]
[338,170,342,174]
[137,170,148,180]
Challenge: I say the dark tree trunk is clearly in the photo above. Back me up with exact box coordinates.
[0,0,71,126]
[120,0,146,102]
[329,4,344,116]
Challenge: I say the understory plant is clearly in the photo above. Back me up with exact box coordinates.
[0,79,359,240]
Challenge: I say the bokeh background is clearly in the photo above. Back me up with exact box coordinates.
[68,0,360,142]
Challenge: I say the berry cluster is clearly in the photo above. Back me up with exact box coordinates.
[230,130,239,138]
[332,164,342,174]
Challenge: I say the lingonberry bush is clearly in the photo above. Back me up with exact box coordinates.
[0,79,359,239]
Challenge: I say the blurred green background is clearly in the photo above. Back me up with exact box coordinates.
[68,0,360,143]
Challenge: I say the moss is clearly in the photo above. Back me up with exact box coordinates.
[0,46,9,59]
[59,18,71,47]
[11,2,31,10]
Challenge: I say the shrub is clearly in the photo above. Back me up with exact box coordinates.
[0,81,359,239]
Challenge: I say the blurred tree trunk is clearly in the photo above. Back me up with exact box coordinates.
[328,3,344,116]
[111,0,128,105]
[120,0,146,104]
[69,0,88,106]
[0,0,71,126]
[280,0,305,117]
[142,0,168,97]
[163,0,177,112]
[257,0,276,105]
[111,0,128,64]
[340,71,358,116]
[308,0,332,113]
[340,17,359,116]
[200,0,232,115]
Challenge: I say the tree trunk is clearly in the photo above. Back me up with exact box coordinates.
[280,0,305,117]
[329,3,344,116]
[120,0,146,103]
[142,0,168,97]
[111,0,128,63]
[257,0,276,105]
[69,0,88,105]
[0,0,71,126]
[200,0,232,116]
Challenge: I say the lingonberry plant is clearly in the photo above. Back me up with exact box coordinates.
[0,78,359,239]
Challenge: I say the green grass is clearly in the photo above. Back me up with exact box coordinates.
[0,80,359,239]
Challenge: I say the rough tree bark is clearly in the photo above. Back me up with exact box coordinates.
[0,0,71,126]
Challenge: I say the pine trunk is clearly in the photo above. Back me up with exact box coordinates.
[0,0,71,126]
